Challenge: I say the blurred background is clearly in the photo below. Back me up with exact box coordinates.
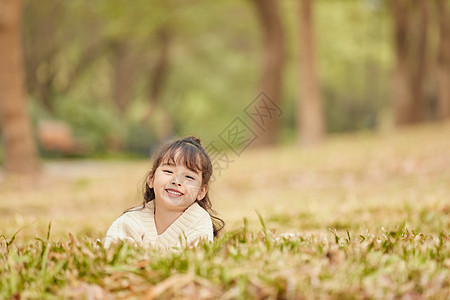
[0,0,449,239]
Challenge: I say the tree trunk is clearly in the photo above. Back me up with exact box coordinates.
[392,0,413,124]
[410,0,428,122]
[392,0,429,126]
[111,41,136,116]
[436,0,450,120]
[142,27,174,141]
[297,0,325,146]
[250,0,285,146]
[0,0,40,174]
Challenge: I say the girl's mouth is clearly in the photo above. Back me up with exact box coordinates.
[166,189,184,197]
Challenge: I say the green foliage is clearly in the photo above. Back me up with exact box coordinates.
[93,0,171,41]
[21,0,403,151]
[161,0,260,139]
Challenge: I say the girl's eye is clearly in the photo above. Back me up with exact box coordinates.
[163,170,173,174]
[186,175,194,180]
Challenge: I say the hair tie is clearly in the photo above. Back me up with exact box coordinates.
[183,138,202,149]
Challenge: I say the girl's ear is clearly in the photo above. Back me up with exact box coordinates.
[197,185,208,201]
[146,172,154,188]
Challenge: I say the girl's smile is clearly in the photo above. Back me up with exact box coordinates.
[165,188,184,197]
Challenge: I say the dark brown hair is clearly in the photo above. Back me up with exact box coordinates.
[141,136,224,237]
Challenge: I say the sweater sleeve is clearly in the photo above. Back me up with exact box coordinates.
[104,214,142,248]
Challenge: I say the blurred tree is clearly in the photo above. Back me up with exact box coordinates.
[436,0,450,120]
[23,0,64,112]
[23,0,106,113]
[141,26,174,141]
[96,0,174,119]
[297,0,325,146]
[15,0,437,154]
[110,40,140,116]
[250,0,285,146]
[391,0,429,125]
[0,0,39,174]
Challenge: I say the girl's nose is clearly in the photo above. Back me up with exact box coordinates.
[171,175,182,186]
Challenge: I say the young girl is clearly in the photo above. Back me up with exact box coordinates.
[104,136,224,249]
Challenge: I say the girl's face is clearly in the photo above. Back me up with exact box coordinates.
[147,153,207,213]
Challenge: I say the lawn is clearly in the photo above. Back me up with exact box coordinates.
[1,122,449,299]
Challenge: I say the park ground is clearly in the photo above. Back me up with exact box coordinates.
[0,122,449,299]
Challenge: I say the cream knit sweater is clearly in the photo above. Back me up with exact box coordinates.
[104,201,213,249]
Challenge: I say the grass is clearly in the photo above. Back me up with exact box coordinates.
[1,122,449,298]
[1,224,448,299]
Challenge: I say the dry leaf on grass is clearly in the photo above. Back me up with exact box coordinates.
[144,274,221,300]
[63,282,108,300]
